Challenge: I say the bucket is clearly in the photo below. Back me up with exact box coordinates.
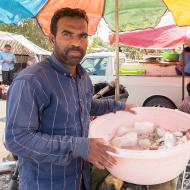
[89,107,190,185]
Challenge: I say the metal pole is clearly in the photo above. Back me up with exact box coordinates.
[115,0,120,101]
[182,44,185,100]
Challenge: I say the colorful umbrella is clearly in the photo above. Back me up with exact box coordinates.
[1,0,190,35]
[0,0,168,36]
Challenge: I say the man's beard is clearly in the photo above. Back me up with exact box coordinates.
[55,44,85,66]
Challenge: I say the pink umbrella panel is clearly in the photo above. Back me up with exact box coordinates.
[109,24,190,49]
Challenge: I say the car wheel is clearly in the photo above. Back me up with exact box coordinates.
[143,96,176,109]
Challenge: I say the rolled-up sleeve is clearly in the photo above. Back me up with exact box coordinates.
[5,79,88,165]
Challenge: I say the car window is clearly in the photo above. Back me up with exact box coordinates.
[82,57,108,76]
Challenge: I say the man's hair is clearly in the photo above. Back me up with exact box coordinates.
[184,46,190,53]
[187,82,190,96]
[50,7,88,36]
[4,44,11,48]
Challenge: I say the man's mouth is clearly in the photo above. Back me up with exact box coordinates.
[67,50,82,57]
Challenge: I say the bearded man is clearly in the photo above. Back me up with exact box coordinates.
[5,7,132,190]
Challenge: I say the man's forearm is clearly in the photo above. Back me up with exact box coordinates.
[90,98,125,116]
[5,126,88,165]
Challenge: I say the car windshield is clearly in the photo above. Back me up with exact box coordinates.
[81,57,108,76]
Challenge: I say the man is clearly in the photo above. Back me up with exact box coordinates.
[0,44,16,85]
[179,82,190,114]
[175,47,190,76]
[5,8,133,190]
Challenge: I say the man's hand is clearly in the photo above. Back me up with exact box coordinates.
[124,103,136,114]
[87,138,117,169]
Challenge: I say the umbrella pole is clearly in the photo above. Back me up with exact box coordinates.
[182,45,185,100]
[115,0,120,101]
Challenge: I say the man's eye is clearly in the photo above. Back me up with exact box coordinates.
[80,34,88,40]
[62,32,72,39]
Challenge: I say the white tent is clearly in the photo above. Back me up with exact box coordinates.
[0,31,51,56]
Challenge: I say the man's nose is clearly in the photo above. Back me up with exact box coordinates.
[70,34,85,46]
[71,37,82,47]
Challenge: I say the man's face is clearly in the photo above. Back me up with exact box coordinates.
[4,47,11,53]
[50,16,88,66]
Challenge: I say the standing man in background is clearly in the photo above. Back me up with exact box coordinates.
[0,44,16,85]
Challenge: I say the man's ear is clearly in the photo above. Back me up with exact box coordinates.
[49,33,55,48]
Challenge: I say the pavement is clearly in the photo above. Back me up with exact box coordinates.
[0,100,9,163]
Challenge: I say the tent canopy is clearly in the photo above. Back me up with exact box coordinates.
[0,31,51,55]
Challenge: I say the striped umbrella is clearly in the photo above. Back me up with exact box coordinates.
[1,0,189,35]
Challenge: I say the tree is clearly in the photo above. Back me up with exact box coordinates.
[87,36,110,53]
[0,19,51,50]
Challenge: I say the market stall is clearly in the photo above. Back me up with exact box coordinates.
[0,31,51,63]
[0,31,51,99]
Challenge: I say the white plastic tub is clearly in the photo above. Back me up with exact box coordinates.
[89,107,190,185]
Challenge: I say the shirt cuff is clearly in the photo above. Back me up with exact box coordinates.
[72,137,89,160]
[113,101,126,112]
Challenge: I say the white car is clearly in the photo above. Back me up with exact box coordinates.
[81,52,190,109]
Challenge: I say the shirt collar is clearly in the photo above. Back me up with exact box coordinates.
[48,53,86,78]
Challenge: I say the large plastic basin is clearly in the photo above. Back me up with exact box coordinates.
[89,107,190,185]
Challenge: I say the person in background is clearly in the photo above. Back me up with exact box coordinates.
[26,53,39,67]
[5,8,134,190]
[178,82,190,114]
[0,44,16,85]
[175,47,190,76]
